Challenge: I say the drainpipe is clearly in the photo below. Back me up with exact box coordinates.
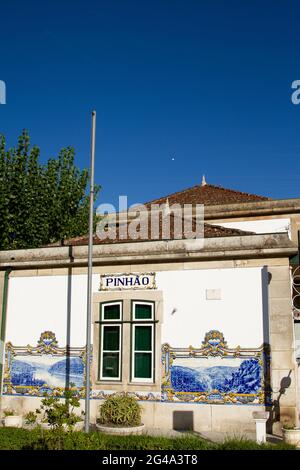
[0,268,12,396]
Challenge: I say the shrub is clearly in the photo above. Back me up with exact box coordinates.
[36,383,83,430]
[3,409,14,417]
[98,394,142,427]
[24,411,37,426]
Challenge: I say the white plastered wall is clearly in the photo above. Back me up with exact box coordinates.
[5,267,265,350]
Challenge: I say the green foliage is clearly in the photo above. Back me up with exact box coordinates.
[3,409,14,417]
[24,411,37,425]
[98,394,142,427]
[0,428,42,450]
[217,437,296,450]
[0,130,100,250]
[37,384,83,430]
[0,428,296,450]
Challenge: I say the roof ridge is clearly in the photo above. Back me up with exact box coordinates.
[201,183,270,200]
[144,184,200,205]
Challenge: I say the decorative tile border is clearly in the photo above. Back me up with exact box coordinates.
[91,390,161,401]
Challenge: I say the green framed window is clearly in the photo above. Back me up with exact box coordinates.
[131,302,154,383]
[100,302,122,380]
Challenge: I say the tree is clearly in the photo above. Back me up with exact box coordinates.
[0,130,100,250]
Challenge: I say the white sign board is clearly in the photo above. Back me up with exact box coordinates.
[100,273,156,291]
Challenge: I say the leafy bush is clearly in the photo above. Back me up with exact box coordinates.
[3,409,14,417]
[24,411,37,426]
[98,394,142,427]
[36,383,83,430]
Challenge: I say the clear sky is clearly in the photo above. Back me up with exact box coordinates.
[1,0,300,208]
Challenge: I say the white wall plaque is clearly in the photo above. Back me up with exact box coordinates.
[206,288,222,300]
[100,273,156,291]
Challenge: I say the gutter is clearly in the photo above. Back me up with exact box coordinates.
[0,267,11,396]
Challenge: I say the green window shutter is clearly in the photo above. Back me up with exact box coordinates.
[103,326,119,350]
[102,353,119,378]
[101,325,120,379]
[135,325,152,351]
[103,303,120,320]
[135,303,152,319]
[134,352,152,379]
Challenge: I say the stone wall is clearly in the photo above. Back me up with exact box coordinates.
[268,264,298,434]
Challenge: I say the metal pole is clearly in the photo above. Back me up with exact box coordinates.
[298,230,300,264]
[84,110,96,433]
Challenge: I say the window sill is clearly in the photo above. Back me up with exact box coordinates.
[95,380,122,385]
[95,381,156,387]
[129,381,154,386]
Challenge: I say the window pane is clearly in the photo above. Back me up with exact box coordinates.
[103,304,120,320]
[135,303,152,319]
[102,352,119,378]
[135,326,152,351]
[103,326,119,350]
[134,352,151,378]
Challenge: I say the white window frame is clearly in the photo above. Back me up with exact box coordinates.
[99,301,122,381]
[131,301,154,383]
[101,301,122,322]
[132,301,154,321]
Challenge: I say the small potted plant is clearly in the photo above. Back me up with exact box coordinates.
[3,409,23,428]
[282,423,300,447]
[96,393,144,435]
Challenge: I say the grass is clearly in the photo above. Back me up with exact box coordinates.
[0,427,296,450]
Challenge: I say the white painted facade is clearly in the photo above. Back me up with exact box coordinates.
[2,258,297,434]
[5,267,265,350]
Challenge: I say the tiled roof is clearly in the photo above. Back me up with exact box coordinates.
[49,220,253,247]
[145,183,270,207]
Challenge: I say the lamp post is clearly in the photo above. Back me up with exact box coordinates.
[84,110,96,433]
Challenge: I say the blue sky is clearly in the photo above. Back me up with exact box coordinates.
[1,0,300,208]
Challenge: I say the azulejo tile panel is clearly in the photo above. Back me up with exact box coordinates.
[3,330,271,405]
[3,331,87,397]
[161,330,271,405]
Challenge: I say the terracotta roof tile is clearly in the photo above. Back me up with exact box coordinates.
[144,183,270,207]
[48,219,253,247]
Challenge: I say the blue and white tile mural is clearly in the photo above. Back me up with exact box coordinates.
[4,329,270,405]
[3,332,86,397]
[170,358,261,394]
[11,356,84,389]
[161,330,269,405]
